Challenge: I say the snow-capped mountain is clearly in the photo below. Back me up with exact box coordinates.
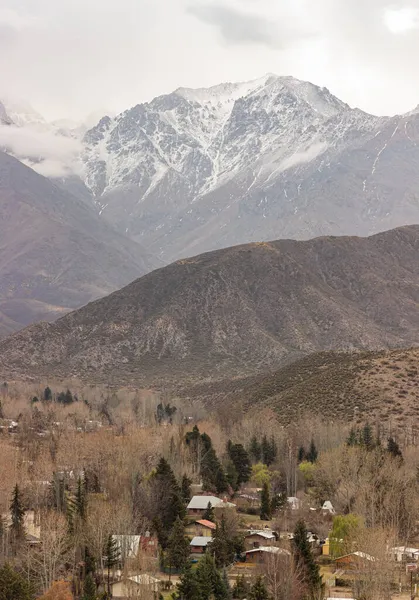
[81,74,419,261]
[5,75,419,264]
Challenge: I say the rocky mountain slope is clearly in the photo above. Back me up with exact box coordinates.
[0,151,157,337]
[183,347,419,429]
[81,75,419,262]
[1,225,419,384]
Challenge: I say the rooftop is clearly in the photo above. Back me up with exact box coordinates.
[196,519,216,530]
[246,546,290,556]
[246,530,276,540]
[190,536,212,547]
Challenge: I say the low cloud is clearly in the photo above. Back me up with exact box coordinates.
[0,123,82,178]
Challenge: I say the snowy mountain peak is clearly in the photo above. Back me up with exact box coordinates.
[0,96,47,128]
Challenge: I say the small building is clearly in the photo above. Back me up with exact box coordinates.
[245,530,278,550]
[187,495,236,517]
[112,533,158,563]
[190,536,212,554]
[287,497,302,510]
[391,546,419,563]
[111,574,160,598]
[322,537,330,556]
[335,551,376,571]
[186,519,216,538]
[322,500,335,515]
[245,546,290,564]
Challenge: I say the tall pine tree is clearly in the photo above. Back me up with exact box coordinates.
[227,443,251,487]
[152,457,185,549]
[176,563,201,600]
[82,573,97,600]
[181,475,192,504]
[209,514,235,568]
[167,517,190,572]
[293,519,322,599]
[260,481,272,521]
[249,436,262,464]
[10,484,25,544]
[104,534,120,597]
[249,576,269,600]
[0,563,33,600]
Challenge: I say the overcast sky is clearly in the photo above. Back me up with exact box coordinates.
[1,0,419,121]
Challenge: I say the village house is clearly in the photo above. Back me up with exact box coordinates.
[186,495,236,517]
[287,496,302,510]
[112,533,159,564]
[244,530,278,550]
[190,536,212,554]
[111,574,160,598]
[186,519,216,538]
[245,546,291,564]
[391,546,419,562]
[335,551,376,571]
[322,500,336,515]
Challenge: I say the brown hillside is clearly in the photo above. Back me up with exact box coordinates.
[179,348,419,429]
[1,226,419,384]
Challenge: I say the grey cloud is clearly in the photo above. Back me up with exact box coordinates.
[187,4,285,47]
[2,0,419,120]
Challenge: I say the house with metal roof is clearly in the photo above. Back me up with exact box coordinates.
[190,536,212,554]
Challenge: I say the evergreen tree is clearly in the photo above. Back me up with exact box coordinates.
[215,466,229,495]
[225,460,239,491]
[387,437,403,459]
[176,563,201,600]
[361,423,374,450]
[75,475,87,520]
[232,575,250,600]
[82,573,97,600]
[297,445,306,463]
[0,400,3,418]
[346,428,358,447]
[167,517,190,572]
[0,563,34,600]
[293,519,322,599]
[260,481,271,521]
[209,514,235,568]
[43,386,52,401]
[227,443,251,487]
[48,473,66,513]
[9,484,25,543]
[249,576,269,600]
[222,568,232,600]
[104,534,120,596]
[202,502,215,522]
[306,440,318,463]
[261,435,276,466]
[201,447,228,493]
[181,475,192,504]
[249,436,262,463]
[196,553,228,600]
[271,491,287,514]
[153,457,185,548]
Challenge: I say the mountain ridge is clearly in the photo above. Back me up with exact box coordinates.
[1,224,419,385]
[77,74,419,262]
